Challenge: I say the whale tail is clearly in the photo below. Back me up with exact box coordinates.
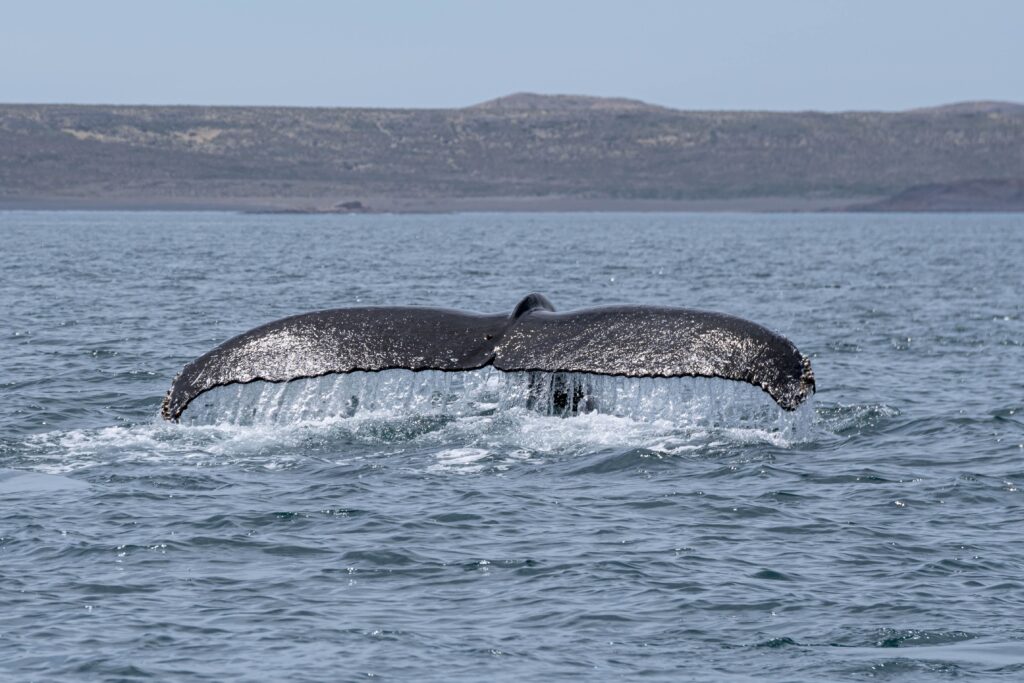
[162,294,814,421]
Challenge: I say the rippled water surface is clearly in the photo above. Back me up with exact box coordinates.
[1,211,1022,681]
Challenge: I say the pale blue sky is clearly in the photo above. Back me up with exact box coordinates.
[1,0,1020,110]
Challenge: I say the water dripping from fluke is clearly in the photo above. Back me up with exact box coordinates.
[178,368,814,439]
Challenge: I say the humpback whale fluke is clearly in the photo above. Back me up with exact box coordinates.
[161,294,815,421]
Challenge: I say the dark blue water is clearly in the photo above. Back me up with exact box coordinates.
[1,211,1022,681]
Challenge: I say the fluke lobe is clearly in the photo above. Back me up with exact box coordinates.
[161,294,815,421]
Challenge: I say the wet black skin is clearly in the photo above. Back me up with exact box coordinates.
[162,294,815,421]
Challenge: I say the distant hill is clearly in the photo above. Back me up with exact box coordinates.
[909,101,1024,115]
[849,178,1024,212]
[469,92,664,112]
[1,94,1022,211]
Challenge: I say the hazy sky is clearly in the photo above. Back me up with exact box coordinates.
[2,0,1021,110]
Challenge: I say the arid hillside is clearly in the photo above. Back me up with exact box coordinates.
[1,94,1022,210]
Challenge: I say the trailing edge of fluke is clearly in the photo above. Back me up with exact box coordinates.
[161,294,816,421]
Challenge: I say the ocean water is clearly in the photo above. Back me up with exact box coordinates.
[1,211,1022,681]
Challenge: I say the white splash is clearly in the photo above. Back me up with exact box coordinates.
[17,370,814,475]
